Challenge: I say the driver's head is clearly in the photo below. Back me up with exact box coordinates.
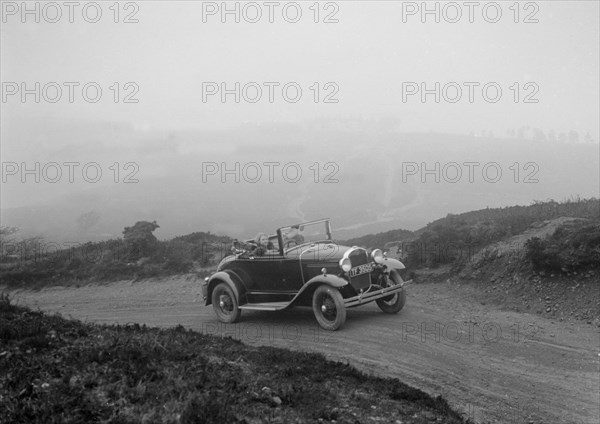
[255,233,269,246]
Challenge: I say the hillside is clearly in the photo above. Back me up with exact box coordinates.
[454,217,600,323]
[418,198,600,234]
[0,295,468,424]
[345,198,599,255]
[341,228,415,249]
[0,229,232,289]
[339,199,600,323]
[2,199,598,299]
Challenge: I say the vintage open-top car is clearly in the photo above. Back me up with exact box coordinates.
[202,218,411,330]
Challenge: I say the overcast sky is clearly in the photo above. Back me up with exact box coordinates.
[1,1,599,238]
[2,0,598,137]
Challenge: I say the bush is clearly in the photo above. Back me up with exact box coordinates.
[123,221,160,260]
[163,258,193,273]
[525,222,600,273]
[405,199,600,270]
[0,228,232,287]
[524,237,561,272]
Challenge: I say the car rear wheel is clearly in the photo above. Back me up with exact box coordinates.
[211,282,241,323]
[312,285,346,331]
[376,270,406,314]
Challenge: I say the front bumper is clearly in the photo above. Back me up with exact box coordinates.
[344,280,411,308]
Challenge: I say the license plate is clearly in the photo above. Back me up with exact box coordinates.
[349,263,373,277]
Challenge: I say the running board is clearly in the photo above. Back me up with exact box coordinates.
[239,280,412,311]
[239,302,291,311]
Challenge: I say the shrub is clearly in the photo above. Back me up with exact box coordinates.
[123,221,160,260]
[0,229,232,287]
[525,222,600,273]
[524,237,561,271]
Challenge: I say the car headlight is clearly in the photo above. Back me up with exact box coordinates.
[339,257,352,272]
[371,249,384,264]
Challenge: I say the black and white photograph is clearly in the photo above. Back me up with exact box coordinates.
[1,1,599,422]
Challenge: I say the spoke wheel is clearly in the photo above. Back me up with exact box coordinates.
[312,285,346,331]
[211,282,241,323]
[376,270,406,314]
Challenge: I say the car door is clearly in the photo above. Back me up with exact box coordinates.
[278,252,304,291]
[233,255,284,291]
[297,242,342,282]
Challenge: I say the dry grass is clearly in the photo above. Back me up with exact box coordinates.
[0,294,469,424]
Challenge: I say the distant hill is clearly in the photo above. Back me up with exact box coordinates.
[2,198,598,289]
[417,198,600,234]
[2,120,598,243]
[338,198,599,263]
[341,228,415,249]
[402,197,600,268]
[0,228,232,289]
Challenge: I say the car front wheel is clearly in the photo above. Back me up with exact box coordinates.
[312,285,346,331]
[376,270,406,314]
[211,282,241,323]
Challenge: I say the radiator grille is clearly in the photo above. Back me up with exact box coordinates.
[348,248,371,291]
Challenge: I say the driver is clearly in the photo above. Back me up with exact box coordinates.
[284,225,305,246]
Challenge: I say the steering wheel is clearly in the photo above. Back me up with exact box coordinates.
[285,240,297,248]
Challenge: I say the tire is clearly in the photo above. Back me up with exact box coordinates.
[376,270,406,314]
[312,285,346,331]
[211,282,241,323]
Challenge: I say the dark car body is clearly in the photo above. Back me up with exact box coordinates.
[202,218,411,330]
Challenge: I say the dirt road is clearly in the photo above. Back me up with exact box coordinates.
[5,276,599,424]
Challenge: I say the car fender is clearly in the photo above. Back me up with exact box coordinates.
[305,273,348,288]
[381,257,406,271]
[205,270,246,306]
[288,274,348,306]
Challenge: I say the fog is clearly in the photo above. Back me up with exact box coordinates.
[1,1,599,241]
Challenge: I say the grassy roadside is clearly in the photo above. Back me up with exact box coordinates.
[0,231,230,290]
[2,200,597,292]
[0,295,468,424]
